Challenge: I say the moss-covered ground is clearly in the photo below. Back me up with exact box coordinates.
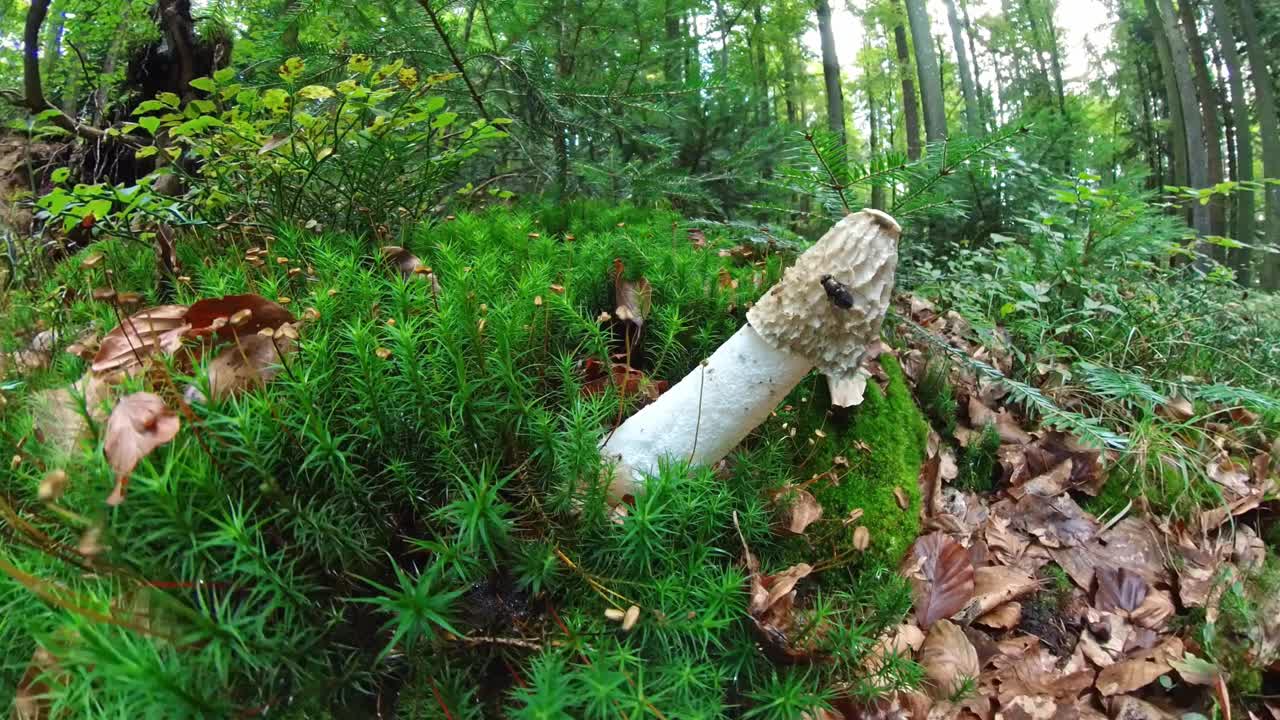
[0,202,924,717]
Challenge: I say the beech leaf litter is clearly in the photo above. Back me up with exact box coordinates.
[764,294,1278,720]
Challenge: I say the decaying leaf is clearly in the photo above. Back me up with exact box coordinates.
[31,372,113,455]
[1095,637,1183,696]
[976,602,1022,630]
[968,396,1032,445]
[1012,493,1098,549]
[905,532,976,628]
[184,294,295,341]
[963,566,1039,620]
[1095,568,1147,614]
[777,486,823,535]
[103,392,180,506]
[918,619,978,699]
[1206,455,1252,497]
[91,305,189,374]
[1169,653,1220,687]
[613,259,652,330]
[192,332,296,401]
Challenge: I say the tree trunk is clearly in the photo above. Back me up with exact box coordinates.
[1156,0,1212,249]
[866,46,885,210]
[893,10,923,159]
[1237,0,1280,288]
[1147,0,1188,191]
[1179,0,1226,243]
[905,0,947,143]
[816,0,846,144]
[1019,0,1054,102]
[1043,4,1068,115]
[958,0,987,128]
[752,4,770,125]
[1209,0,1253,280]
[781,42,799,123]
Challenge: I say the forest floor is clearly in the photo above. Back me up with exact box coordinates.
[1,203,1277,719]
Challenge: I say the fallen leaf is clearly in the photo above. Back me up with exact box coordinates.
[997,695,1069,720]
[192,332,296,401]
[91,305,189,374]
[964,566,1039,620]
[968,396,1032,445]
[894,486,910,511]
[1095,637,1182,696]
[918,619,978,699]
[1207,455,1252,497]
[976,602,1022,630]
[905,532,976,628]
[613,259,652,331]
[777,487,823,535]
[1013,493,1098,549]
[1095,568,1147,614]
[1105,696,1177,720]
[1129,589,1175,631]
[32,372,113,455]
[1009,460,1074,499]
[184,294,295,341]
[1157,396,1194,422]
[103,392,180,506]
[853,526,871,551]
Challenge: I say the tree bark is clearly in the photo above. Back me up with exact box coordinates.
[781,41,799,124]
[947,0,983,134]
[752,4,770,125]
[1156,0,1212,249]
[1146,0,1188,191]
[893,9,923,160]
[904,0,947,143]
[816,0,846,144]
[1179,0,1227,242]
[1208,0,1253,280]
[958,0,987,128]
[1042,4,1068,115]
[1237,0,1280,288]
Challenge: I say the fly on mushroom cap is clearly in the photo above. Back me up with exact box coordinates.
[746,209,899,384]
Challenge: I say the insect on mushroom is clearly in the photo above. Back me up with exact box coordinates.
[600,210,901,503]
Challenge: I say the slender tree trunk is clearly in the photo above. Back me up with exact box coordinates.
[815,0,846,144]
[1237,0,1280,288]
[1156,0,1212,250]
[1179,0,1227,243]
[781,42,799,124]
[1209,0,1253,280]
[1136,61,1162,188]
[904,0,946,143]
[866,39,885,210]
[1147,0,1188,191]
[752,4,770,125]
[958,0,987,128]
[893,11,923,159]
[1019,0,1053,101]
[1043,4,1068,115]
[947,0,983,135]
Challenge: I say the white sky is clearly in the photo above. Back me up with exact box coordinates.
[803,0,1115,91]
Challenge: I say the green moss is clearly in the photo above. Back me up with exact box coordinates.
[782,356,928,568]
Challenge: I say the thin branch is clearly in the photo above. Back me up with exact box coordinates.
[23,0,109,141]
[416,0,491,120]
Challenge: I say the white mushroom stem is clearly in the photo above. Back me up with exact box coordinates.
[601,209,902,499]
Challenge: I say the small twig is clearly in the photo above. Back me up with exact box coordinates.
[455,634,543,651]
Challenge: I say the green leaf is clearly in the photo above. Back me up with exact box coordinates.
[84,198,113,221]
[132,100,168,116]
[135,145,160,159]
[431,112,458,129]
[50,167,70,184]
[138,116,162,136]
[189,77,216,93]
[297,85,336,101]
[157,92,182,109]
[213,67,235,84]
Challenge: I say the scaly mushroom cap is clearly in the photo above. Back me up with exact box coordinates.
[746,209,900,383]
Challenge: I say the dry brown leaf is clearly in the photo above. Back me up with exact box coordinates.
[1095,568,1147,614]
[1157,396,1195,422]
[919,619,978,700]
[996,695,1071,720]
[1206,455,1252,497]
[1009,460,1074,499]
[1105,696,1177,720]
[103,392,180,506]
[976,602,1022,630]
[613,260,652,330]
[31,372,113,455]
[380,245,424,277]
[1095,637,1182,696]
[779,487,824,535]
[967,396,1032,445]
[184,294,295,341]
[853,525,871,551]
[195,333,295,401]
[91,305,189,374]
[964,566,1040,620]
[906,532,976,628]
[1049,517,1167,591]
[1013,493,1098,549]
[1129,590,1175,631]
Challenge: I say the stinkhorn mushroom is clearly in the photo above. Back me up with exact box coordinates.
[600,209,901,499]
